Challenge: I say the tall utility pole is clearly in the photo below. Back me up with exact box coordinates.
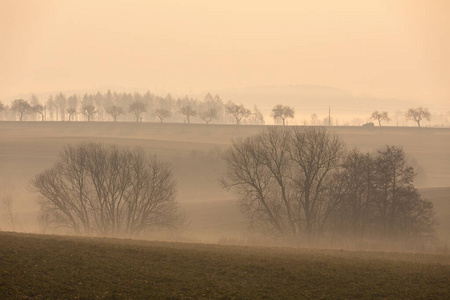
[328,106,331,126]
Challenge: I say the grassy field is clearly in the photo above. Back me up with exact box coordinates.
[1,232,449,299]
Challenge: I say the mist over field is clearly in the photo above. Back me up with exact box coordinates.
[1,122,449,247]
[1,0,449,298]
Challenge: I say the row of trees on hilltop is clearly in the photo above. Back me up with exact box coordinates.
[0,92,438,127]
[221,127,436,244]
[370,108,431,127]
[0,91,265,125]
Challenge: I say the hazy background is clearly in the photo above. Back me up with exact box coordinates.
[1,0,449,121]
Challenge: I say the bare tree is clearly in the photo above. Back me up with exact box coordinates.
[198,107,218,124]
[201,93,224,123]
[11,99,31,121]
[1,183,16,231]
[271,104,295,126]
[225,101,251,125]
[371,111,390,126]
[370,111,391,126]
[373,146,435,238]
[154,108,171,123]
[33,104,45,121]
[105,105,124,122]
[82,104,96,121]
[249,105,265,125]
[30,143,182,236]
[67,108,77,121]
[405,107,431,127]
[2,196,15,231]
[328,146,435,242]
[180,105,196,123]
[129,101,147,122]
[332,150,376,238]
[288,127,345,238]
[221,127,344,239]
[67,94,78,114]
[222,128,434,243]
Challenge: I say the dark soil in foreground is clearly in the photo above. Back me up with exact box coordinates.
[0,232,449,299]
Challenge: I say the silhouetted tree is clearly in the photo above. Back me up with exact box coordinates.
[374,146,429,237]
[198,107,218,124]
[221,127,344,239]
[333,150,376,238]
[271,104,295,126]
[371,111,391,126]
[225,102,251,125]
[406,107,431,127]
[129,101,147,122]
[221,128,435,243]
[67,94,78,115]
[31,143,182,236]
[32,104,45,121]
[199,93,222,124]
[11,99,31,121]
[105,105,124,122]
[67,108,77,121]
[249,105,265,125]
[154,108,171,123]
[1,183,16,231]
[180,105,196,123]
[82,104,96,121]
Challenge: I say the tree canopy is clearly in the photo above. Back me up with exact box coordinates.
[31,143,182,236]
[405,107,431,127]
[271,104,295,126]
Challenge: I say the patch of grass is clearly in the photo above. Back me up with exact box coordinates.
[1,232,449,299]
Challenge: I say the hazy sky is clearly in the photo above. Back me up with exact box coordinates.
[1,0,449,105]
